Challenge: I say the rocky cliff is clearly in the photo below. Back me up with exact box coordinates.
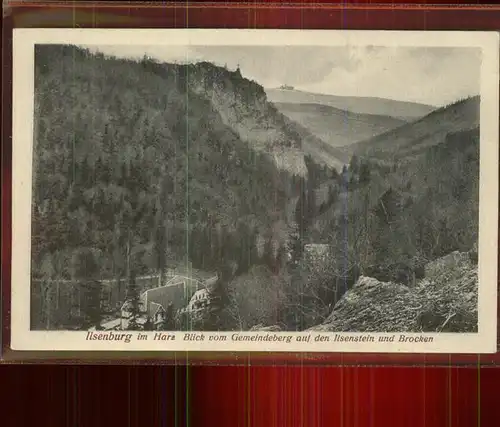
[183,62,310,177]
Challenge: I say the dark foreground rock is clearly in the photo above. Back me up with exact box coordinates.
[311,251,478,333]
[424,250,474,280]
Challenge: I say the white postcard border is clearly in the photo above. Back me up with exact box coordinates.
[10,29,500,353]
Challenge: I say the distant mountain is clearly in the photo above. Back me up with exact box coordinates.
[347,95,480,162]
[273,102,407,149]
[266,88,436,121]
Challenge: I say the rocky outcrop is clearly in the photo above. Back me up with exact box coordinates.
[362,261,425,287]
[186,62,309,177]
[424,250,474,280]
[311,276,421,332]
[311,251,478,333]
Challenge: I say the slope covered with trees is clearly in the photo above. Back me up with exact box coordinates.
[31,45,479,333]
[31,45,332,329]
[293,125,480,330]
[344,95,479,163]
[215,117,479,332]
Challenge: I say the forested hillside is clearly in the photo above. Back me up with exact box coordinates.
[214,118,479,332]
[304,127,478,309]
[31,45,480,333]
[265,124,480,331]
[345,95,479,162]
[31,45,331,299]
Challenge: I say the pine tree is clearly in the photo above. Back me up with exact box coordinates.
[123,232,145,330]
[81,280,104,330]
[188,226,202,268]
[288,225,302,265]
[274,244,287,273]
[249,228,260,267]
[295,184,308,237]
[157,302,176,331]
[349,155,360,175]
[306,187,317,219]
[341,165,349,190]
[153,223,167,284]
[330,168,339,180]
[125,271,142,331]
[71,248,103,330]
[328,184,337,205]
[205,277,232,331]
[199,228,212,270]
[359,161,371,185]
[221,229,235,268]
[263,238,275,269]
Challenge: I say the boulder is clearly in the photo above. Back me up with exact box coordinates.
[415,267,478,332]
[424,251,472,280]
[363,261,425,287]
[311,251,478,333]
[311,276,421,332]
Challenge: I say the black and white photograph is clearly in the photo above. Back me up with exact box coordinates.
[10,30,499,353]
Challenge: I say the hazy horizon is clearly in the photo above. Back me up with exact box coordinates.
[78,44,481,107]
[263,86,476,108]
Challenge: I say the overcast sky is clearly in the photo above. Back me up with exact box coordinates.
[82,44,481,107]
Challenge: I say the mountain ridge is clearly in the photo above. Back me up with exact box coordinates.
[345,95,480,161]
[266,88,437,121]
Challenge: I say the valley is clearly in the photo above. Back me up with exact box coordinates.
[31,45,480,334]
[273,102,407,148]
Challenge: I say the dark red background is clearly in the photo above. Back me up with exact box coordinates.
[1,365,500,426]
[2,2,500,426]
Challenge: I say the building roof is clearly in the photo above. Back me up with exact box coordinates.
[115,268,218,320]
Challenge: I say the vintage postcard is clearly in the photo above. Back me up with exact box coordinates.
[10,29,499,353]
